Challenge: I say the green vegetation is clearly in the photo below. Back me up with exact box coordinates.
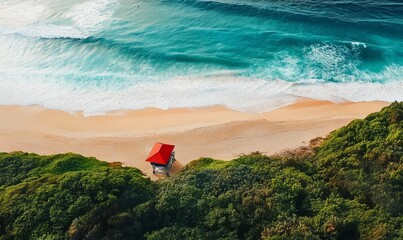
[0,153,155,239]
[0,102,402,239]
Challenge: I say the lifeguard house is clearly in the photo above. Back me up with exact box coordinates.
[145,142,176,176]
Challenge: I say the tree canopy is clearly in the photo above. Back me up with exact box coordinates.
[0,102,402,239]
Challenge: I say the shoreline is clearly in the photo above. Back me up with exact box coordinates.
[0,99,389,179]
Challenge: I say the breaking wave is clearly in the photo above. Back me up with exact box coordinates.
[0,0,402,114]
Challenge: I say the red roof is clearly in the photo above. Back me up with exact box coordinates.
[145,142,175,165]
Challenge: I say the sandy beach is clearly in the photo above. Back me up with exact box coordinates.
[0,99,388,179]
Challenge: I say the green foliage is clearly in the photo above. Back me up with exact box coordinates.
[0,152,155,240]
[316,102,403,213]
[0,102,401,239]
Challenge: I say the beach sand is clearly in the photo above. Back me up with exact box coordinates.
[0,99,388,179]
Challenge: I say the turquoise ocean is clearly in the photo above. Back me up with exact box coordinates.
[0,0,402,114]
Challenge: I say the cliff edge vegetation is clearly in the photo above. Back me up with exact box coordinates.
[0,102,402,240]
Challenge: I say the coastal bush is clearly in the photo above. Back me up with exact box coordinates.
[0,102,401,239]
[0,153,155,240]
[316,102,403,213]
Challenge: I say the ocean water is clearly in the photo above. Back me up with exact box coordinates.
[0,0,402,114]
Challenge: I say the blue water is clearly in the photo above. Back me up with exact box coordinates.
[0,0,402,113]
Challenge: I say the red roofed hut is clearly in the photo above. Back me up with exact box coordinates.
[146,142,176,176]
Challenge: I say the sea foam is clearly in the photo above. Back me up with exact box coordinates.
[0,73,402,115]
[64,0,118,34]
[0,0,117,39]
[0,1,47,27]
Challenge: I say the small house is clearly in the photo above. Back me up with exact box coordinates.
[145,142,176,176]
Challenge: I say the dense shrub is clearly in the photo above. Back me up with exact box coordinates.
[0,153,155,240]
[316,102,403,212]
[0,102,401,239]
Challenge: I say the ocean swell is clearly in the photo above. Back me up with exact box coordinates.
[0,0,402,114]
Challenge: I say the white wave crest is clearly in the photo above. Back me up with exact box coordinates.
[6,25,87,39]
[0,0,118,39]
[0,73,402,115]
[65,0,118,34]
[351,41,367,48]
